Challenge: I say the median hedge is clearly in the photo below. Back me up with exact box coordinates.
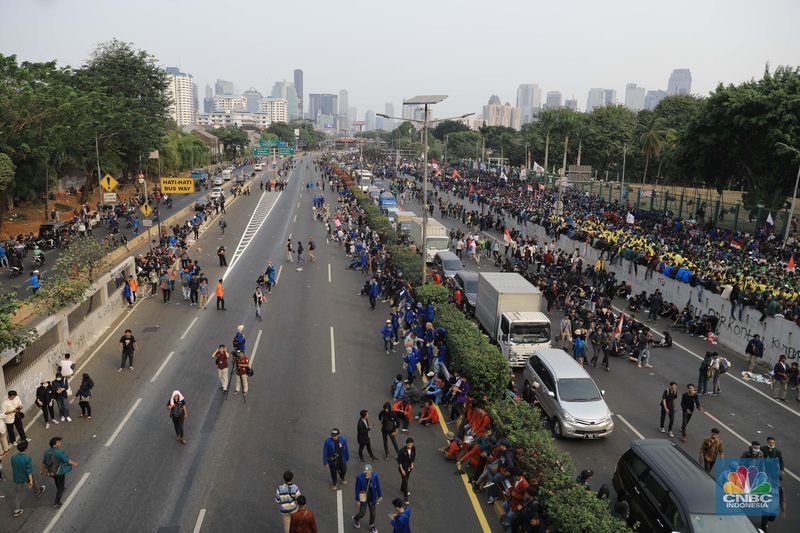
[414,286,629,533]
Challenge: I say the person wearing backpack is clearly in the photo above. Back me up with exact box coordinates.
[307,237,316,263]
[40,436,78,508]
[11,440,46,517]
[379,402,400,459]
[167,391,188,445]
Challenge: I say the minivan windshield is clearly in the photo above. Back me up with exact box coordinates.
[460,276,478,294]
[442,259,463,271]
[427,237,450,251]
[509,324,550,344]
[688,513,757,533]
[557,378,601,402]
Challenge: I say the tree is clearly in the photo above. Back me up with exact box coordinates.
[583,105,637,176]
[638,111,668,183]
[0,291,35,353]
[266,122,295,143]
[0,153,15,232]
[33,237,111,314]
[213,127,250,160]
[447,131,484,161]
[432,120,470,141]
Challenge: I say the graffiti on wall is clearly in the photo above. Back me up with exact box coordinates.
[705,307,799,360]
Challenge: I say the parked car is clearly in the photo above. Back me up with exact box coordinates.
[453,271,479,315]
[213,177,224,186]
[210,187,223,199]
[254,163,263,171]
[523,348,613,438]
[613,439,760,532]
[38,222,66,241]
[194,198,210,211]
[433,250,464,279]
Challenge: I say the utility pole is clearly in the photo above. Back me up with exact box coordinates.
[421,103,429,281]
[620,142,628,203]
[95,135,104,208]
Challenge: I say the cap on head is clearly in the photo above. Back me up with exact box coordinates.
[363,463,373,473]
[446,431,455,441]
[711,428,720,435]
[331,428,340,437]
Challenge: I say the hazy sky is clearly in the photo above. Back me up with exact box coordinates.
[2,0,798,118]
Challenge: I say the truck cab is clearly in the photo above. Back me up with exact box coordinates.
[498,311,551,366]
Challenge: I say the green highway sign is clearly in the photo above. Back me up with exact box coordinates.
[279,147,295,156]
[259,139,278,147]
[253,147,271,155]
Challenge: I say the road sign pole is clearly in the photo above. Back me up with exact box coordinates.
[95,135,104,209]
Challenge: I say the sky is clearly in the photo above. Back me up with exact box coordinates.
[2,0,799,119]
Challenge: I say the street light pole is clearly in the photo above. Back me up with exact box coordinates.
[95,135,104,209]
[620,142,628,203]
[777,142,800,243]
[443,133,449,168]
[421,103,429,281]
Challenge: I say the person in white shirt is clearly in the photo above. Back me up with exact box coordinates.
[57,353,75,382]
[2,390,26,445]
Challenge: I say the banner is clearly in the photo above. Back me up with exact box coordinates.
[626,212,635,224]
[148,150,159,159]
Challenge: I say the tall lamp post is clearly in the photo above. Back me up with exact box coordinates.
[378,97,473,281]
[777,142,800,243]
[353,120,366,168]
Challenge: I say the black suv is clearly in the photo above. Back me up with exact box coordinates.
[613,439,759,532]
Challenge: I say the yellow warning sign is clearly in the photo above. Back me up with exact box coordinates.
[101,174,118,192]
[160,177,195,194]
[140,202,153,218]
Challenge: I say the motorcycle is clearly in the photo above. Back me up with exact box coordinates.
[33,254,45,268]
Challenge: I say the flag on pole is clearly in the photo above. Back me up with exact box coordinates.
[730,239,743,250]
[788,255,795,272]
[533,162,545,173]
[527,184,533,193]
[453,169,461,179]
[626,212,635,224]
[538,183,545,191]
[503,228,512,243]
[614,311,625,337]
[148,150,159,159]
[500,171,508,181]
[767,213,774,225]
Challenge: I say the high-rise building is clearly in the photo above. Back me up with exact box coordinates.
[293,69,303,120]
[165,67,196,126]
[564,98,578,111]
[211,95,247,112]
[242,87,264,113]
[383,103,395,131]
[258,97,289,123]
[667,69,692,96]
[603,89,617,106]
[586,88,605,112]
[624,83,646,112]
[544,91,562,110]
[487,94,501,106]
[192,83,199,122]
[308,93,339,121]
[348,106,357,126]
[644,89,668,110]
[338,89,349,131]
[215,79,234,96]
[365,110,375,131]
[204,84,213,99]
[483,97,521,130]
[516,84,542,124]
[271,81,298,121]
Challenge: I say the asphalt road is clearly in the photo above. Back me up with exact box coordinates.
[0,165,254,299]
[395,183,799,532]
[1,156,496,533]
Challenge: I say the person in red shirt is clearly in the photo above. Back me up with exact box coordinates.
[234,352,250,395]
[391,399,412,432]
[438,432,460,460]
[501,467,529,528]
[453,288,462,307]
[417,398,439,426]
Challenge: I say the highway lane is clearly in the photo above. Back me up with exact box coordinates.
[395,185,798,531]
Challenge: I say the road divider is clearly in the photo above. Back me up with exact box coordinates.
[105,397,142,447]
[151,351,176,383]
[180,317,199,340]
[43,471,91,533]
[615,413,645,439]
[192,508,206,533]
[330,326,336,374]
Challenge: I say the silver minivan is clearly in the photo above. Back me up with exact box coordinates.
[433,250,464,278]
[523,348,614,439]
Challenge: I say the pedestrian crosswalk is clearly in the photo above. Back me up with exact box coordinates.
[227,193,279,271]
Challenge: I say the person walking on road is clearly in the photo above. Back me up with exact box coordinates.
[119,329,137,372]
[265,261,276,293]
[322,428,349,490]
[397,438,416,504]
[159,270,172,303]
[3,390,27,445]
[389,498,411,533]
[234,351,250,396]
[11,441,46,517]
[275,469,301,533]
[764,436,785,480]
[289,495,317,533]
[40,436,79,508]
[659,382,678,437]
[773,354,790,401]
[367,277,380,310]
[219,217,227,235]
[216,279,225,310]
[212,345,229,393]
[699,428,724,473]
[75,374,94,420]
[680,384,702,442]
[379,402,400,459]
[286,239,294,262]
[51,374,71,423]
[35,379,57,430]
[198,276,209,309]
[253,286,264,320]
[352,463,382,532]
[296,240,306,263]
[167,391,188,444]
[217,245,228,267]
[746,334,764,372]
[381,320,394,354]
[308,237,316,262]
[357,410,378,462]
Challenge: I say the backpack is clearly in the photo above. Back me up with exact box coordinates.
[719,357,730,374]
[44,450,60,477]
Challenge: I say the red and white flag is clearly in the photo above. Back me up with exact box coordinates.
[503,228,512,243]
[532,162,545,173]
[527,184,533,193]
[614,312,625,337]
[788,255,795,272]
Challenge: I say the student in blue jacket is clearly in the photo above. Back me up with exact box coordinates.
[323,428,349,490]
[352,463,382,532]
[390,498,411,533]
[381,320,394,354]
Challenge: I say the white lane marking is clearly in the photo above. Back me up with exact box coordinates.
[616,414,645,439]
[105,398,142,447]
[330,326,336,374]
[250,330,263,367]
[336,489,344,533]
[611,304,800,419]
[43,472,91,533]
[224,192,280,275]
[293,214,297,223]
[328,263,332,283]
[297,201,301,209]
[180,317,199,340]
[276,265,283,285]
[193,509,207,533]
[150,351,176,383]
[703,410,800,482]
[288,232,292,240]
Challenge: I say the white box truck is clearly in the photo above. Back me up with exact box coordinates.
[409,217,449,262]
[475,272,551,367]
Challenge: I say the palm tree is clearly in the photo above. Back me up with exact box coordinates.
[639,113,668,183]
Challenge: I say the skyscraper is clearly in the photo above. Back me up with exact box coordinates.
[215,79,234,96]
[338,89,349,131]
[644,89,668,110]
[516,84,541,124]
[603,89,617,106]
[308,94,338,121]
[365,110,375,131]
[544,91,562,110]
[564,98,578,111]
[165,67,196,126]
[242,87,264,113]
[203,84,214,113]
[667,69,692,96]
[384,103,395,131]
[624,83,646,111]
[348,107,357,126]
[586,88,605,112]
[293,69,303,120]
[483,97,521,130]
[271,80,298,120]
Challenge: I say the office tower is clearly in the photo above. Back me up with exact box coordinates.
[365,110,375,131]
[383,103,395,131]
[338,89,349,131]
[165,67,196,126]
[348,106,357,126]
[215,79,234,96]
[667,69,692,96]
[294,69,303,120]
[516,84,542,124]
[483,97,521,130]
[211,95,247,112]
[242,87,264,113]
[271,80,298,120]
[258,97,289,123]
[644,89,668,110]
[308,93,338,121]
[487,94,501,106]
[624,83,646,111]
[586,88,605,112]
[544,91,562,110]
[603,89,616,106]
[564,98,578,111]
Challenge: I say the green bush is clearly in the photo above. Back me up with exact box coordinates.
[414,284,450,306]
[387,244,423,287]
